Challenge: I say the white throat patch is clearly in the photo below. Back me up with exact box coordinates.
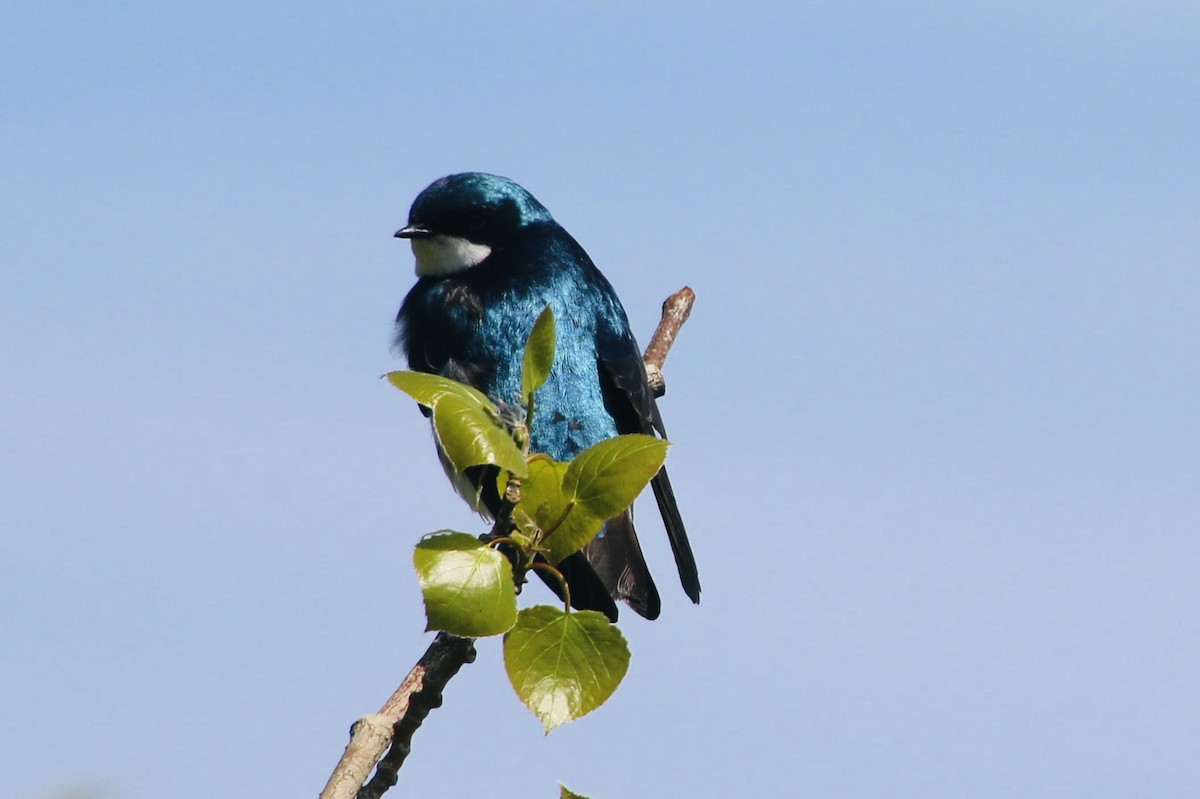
[412,234,492,277]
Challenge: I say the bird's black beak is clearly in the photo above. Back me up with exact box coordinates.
[395,225,433,239]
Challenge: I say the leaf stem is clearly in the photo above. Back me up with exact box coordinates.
[524,395,536,443]
[529,562,572,612]
[540,500,577,538]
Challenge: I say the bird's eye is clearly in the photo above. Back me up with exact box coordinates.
[465,212,486,230]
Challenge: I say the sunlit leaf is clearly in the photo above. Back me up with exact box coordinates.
[564,434,668,520]
[560,785,593,799]
[385,370,494,411]
[504,606,630,733]
[534,435,669,563]
[520,454,570,533]
[432,394,529,478]
[413,531,517,637]
[517,454,604,564]
[539,507,606,567]
[521,306,557,400]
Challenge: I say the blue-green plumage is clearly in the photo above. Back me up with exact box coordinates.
[394,173,700,620]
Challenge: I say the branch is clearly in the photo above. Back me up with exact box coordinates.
[319,633,476,799]
[319,287,695,797]
[643,286,695,398]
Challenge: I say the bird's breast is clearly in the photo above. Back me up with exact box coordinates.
[440,282,486,321]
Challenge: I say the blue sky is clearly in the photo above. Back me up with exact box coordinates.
[3,3,1198,797]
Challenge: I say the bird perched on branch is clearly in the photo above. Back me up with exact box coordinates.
[393,172,700,620]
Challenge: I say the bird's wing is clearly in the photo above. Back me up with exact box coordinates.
[595,334,667,438]
[596,314,702,605]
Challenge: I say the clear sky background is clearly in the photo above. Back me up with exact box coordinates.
[3,3,1198,798]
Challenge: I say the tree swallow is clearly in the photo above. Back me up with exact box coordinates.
[394,172,701,621]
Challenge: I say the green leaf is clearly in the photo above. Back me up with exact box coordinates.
[385,370,494,411]
[516,454,602,565]
[538,508,607,567]
[389,368,526,476]
[536,434,669,564]
[521,306,556,400]
[413,531,518,637]
[432,393,529,478]
[564,434,669,520]
[519,454,571,532]
[560,786,593,799]
[503,606,630,733]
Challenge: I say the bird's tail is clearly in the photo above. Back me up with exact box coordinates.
[544,550,619,622]
[651,465,702,604]
[584,511,662,620]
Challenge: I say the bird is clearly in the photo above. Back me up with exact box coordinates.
[393,172,700,621]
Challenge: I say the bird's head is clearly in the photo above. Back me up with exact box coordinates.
[395,172,553,278]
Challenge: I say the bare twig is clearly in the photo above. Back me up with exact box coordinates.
[485,474,523,543]
[319,633,476,799]
[319,288,696,797]
[643,286,695,398]
[357,633,476,799]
